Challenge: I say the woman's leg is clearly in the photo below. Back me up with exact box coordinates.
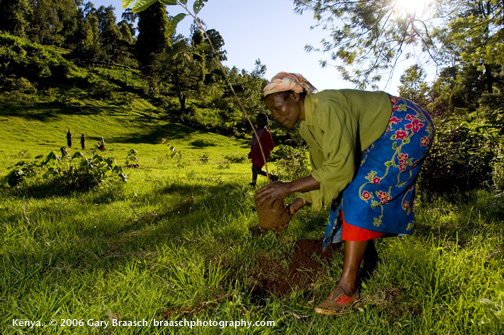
[315,238,376,315]
[251,165,259,185]
[338,240,370,295]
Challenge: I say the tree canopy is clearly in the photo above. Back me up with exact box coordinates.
[293,0,504,90]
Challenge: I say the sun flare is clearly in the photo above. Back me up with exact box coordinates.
[394,0,432,15]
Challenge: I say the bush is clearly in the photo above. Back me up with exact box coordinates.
[418,113,498,195]
[0,32,87,87]
[269,144,311,180]
[223,153,245,164]
[88,76,120,100]
[493,158,504,191]
[0,75,37,94]
[5,151,127,193]
[125,149,139,166]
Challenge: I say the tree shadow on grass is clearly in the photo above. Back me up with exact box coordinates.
[189,139,216,148]
[4,181,246,274]
[0,102,124,121]
[113,122,203,145]
[4,181,98,200]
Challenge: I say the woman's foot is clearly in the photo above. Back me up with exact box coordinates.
[314,287,360,315]
[269,174,279,182]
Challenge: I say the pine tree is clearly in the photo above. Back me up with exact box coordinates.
[135,1,169,72]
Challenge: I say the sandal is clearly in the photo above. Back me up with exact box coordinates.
[314,287,360,315]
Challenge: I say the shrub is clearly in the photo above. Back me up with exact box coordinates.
[161,139,184,168]
[88,76,120,100]
[269,144,311,180]
[125,149,139,166]
[493,158,504,191]
[0,75,37,94]
[224,153,245,164]
[0,32,87,87]
[418,113,498,195]
[5,151,127,193]
[199,153,209,163]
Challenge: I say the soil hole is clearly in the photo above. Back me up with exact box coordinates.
[248,239,339,300]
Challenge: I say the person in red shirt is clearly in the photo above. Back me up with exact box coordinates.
[248,113,278,186]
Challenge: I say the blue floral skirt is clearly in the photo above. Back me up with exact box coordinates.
[323,96,434,247]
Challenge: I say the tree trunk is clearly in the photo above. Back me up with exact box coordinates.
[172,72,185,113]
[484,63,494,93]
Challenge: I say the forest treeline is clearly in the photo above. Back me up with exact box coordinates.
[0,0,268,131]
[0,0,503,196]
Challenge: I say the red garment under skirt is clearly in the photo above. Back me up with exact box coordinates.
[341,211,385,241]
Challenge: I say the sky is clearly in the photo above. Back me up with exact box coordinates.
[93,0,433,95]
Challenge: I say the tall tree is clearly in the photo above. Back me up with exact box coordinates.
[159,35,195,112]
[67,6,95,60]
[119,8,138,43]
[0,0,31,37]
[67,2,100,63]
[439,0,504,93]
[135,1,169,74]
[190,29,208,95]
[204,28,227,65]
[97,5,122,65]
[398,64,431,108]
[27,0,79,45]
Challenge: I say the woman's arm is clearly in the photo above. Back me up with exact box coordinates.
[254,175,320,207]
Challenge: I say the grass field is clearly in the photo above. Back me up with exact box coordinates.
[1,100,503,334]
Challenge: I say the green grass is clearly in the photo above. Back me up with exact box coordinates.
[1,102,503,334]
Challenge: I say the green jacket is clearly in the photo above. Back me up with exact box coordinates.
[298,89,392,210]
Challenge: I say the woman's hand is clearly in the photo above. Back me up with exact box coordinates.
[288,197,307,215]
[255,176,320,208]
[268,198,308,233]
[254,181,292,207]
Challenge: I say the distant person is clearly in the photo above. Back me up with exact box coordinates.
[80,134,85,150]
[99,136,105,151]
[66,130,72,148]
[255,72,434,315]
[248,112,278,187]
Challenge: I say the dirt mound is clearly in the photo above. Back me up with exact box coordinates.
[249,239,339,298]
[254,197,292,230]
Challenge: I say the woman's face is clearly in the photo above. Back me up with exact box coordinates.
[264,92,303,129]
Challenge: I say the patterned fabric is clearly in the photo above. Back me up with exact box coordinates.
[263,72,319,97]
[323,96,434,247]
[299,90,393,210]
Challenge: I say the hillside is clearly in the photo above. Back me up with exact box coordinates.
[0,96,252,180]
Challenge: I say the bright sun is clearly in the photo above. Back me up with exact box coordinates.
[394,0,432,15]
